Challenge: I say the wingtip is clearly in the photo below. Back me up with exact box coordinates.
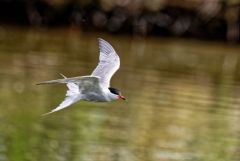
[36,82,49,85]
[41,110,54,117]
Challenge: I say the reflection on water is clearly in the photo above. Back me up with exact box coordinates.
[0,27,240,161]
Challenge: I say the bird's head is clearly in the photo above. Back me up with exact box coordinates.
[108,87,126,100]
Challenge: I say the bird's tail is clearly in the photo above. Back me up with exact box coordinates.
[59,73,67,79]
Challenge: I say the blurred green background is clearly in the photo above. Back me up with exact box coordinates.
[0,1,240,161]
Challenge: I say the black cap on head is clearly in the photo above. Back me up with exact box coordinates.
[108,87,120,95]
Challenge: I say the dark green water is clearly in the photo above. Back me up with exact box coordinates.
[0,27,240,161]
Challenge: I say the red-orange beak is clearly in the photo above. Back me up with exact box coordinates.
[118,95,126,100]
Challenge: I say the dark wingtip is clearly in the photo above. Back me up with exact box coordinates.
[36,82,47,85]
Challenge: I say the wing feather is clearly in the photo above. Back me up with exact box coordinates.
[42,82,80,116]
[91,38,120,88]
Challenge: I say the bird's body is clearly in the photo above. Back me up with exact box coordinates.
[37,38,125,115]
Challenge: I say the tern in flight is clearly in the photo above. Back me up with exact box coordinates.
[37,38,125,115]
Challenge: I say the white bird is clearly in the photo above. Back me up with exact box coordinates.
[37,38,125,116]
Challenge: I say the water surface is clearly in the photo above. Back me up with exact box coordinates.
[0,27,240,161]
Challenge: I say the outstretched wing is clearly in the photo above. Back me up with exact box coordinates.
[42,82,81,116]
[91,38,120,88]
[36,76,100,85]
